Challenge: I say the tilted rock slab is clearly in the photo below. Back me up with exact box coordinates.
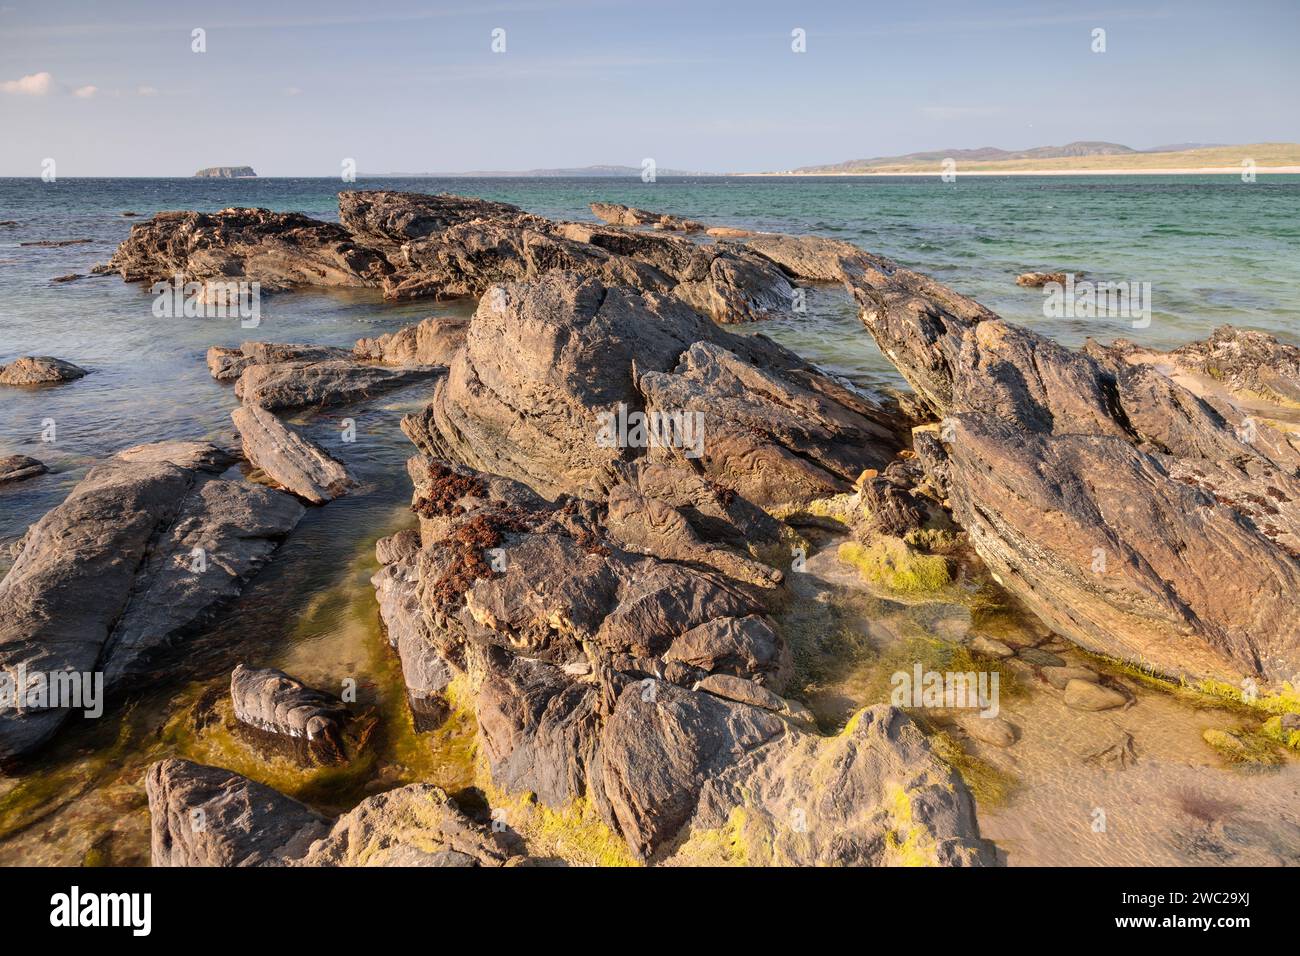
[0,441,303,761]
[844,255,1300,685]
[0,455,47,484]
[231,404,355,504]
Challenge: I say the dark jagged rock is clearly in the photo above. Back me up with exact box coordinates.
[230,664,350,762]
[101,207,391,291]
[146,758,512,866]
[0,455,47,484]
[0,356,87,386]
[0,441,303,762]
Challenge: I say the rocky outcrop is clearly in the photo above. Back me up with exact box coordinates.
[353,316,469,366]
[0,455,47,484]
[0,356,87,386]
[230,664,350,761]
[194,166,256,178]
[369,452,991,864]
[0,442,303,762]
[231,404,355,503]
[1171,325,1300,407]
[207,342,352,382]
[849,263,1300,685]
[100,207,391,292]
[146,758,511,866]
[407,271,901,507]
[1016,271,1070,287]
[589,202,705,233]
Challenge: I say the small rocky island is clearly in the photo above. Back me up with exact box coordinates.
[194,166,257,178]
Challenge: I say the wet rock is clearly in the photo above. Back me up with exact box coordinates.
[1017,646,1066,667]
[147,758,511,866]
[206,342,352,382]
[970,635,1014,659]
[0,356,87,386]
[0,455,47,484]
[589,202,705,233]
[51,273,83,283]
[1016,271,1070,287]
[20,238,93,247]
[1063,679,1128,712]
[231,404,355,504]
[0,441,303,761]
[230,664,350,762]
[101,207,391,291]
[1041,665,1100,691]
[959,715,1018,748]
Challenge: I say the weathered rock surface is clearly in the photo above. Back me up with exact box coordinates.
[0,441,303,761]
[231,404,355,503]
[230,663,350,760]
[236,358,441,411]
[408,271,901,508]
[848,248,1300,685]
[207,342,352,382]
[0,455,47,484]
[146,758,512,866]
[589,202,705,233]
[1016,271,1070,287]
[371,453,991,864]
[353,315,469,366]
[1171,325,1300,407]
[101,207,391,291]
[0,356,87,386]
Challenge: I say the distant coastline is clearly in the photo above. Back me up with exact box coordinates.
[736,166,1300,177]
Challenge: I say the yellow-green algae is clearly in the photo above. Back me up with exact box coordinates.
[838,537,950,593]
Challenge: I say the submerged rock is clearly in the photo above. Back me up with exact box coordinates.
[1016,271,1070,287]
[0,356,87,386]
[231,404,355,504]
[0,455,47,484]
[230,664,351,763]
[0,441,303,762]
[146,758,512,866]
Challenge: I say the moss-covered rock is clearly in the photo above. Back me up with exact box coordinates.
[839,537,950,593]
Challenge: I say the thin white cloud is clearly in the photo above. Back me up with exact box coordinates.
[2,71,53,95]
[73,84,98,98]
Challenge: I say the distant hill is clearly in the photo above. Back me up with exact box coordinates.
[194,166,257,178]
[777,142,1300,175]
[375,164,708,178]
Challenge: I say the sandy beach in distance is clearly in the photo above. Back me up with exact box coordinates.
[737,165,1300,177]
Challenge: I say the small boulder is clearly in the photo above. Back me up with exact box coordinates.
[959,715,1018,747]
[231,404,355,504]
[230,664,351,763]
[1016,271,1071,287]
[0,356,88,386]
[692,673,785,712]
[1063,679,1128,711]
[0,455,47,484]
[969,635,1014,659]
[1042,665,1100,691]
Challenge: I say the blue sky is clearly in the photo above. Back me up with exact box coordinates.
[1,0,1297,175]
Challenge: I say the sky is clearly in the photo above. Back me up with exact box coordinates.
[0,0,1297,176]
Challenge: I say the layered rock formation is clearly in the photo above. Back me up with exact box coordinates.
[230,664,350,762]
[231,405,355,504]
[589,201,705,233]
[0,356,87,386]
[0,441,303,762]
